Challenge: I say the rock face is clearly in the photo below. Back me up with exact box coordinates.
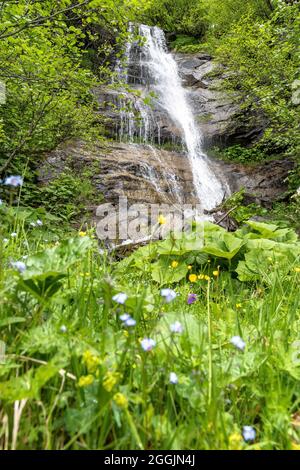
[220,158,295,207]
[96,51,266,149]
[39,140,198,208]
[175,53,266,148]
[39,140,293,214]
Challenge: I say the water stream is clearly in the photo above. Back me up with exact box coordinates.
[117,24,225,211]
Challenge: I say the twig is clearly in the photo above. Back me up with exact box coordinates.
[216,206,238,225]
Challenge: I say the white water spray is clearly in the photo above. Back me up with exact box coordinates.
[118,24,225,210]
[139,25,224,210]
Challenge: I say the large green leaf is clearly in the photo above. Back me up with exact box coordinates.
[0,357,66,402]
[202,232,245,260]
[151,258,189,285]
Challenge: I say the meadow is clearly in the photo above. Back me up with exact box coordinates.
[1,183,300,450]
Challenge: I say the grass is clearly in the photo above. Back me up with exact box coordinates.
[0,191,300,450]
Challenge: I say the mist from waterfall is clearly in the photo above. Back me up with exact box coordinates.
[119,24,225,210]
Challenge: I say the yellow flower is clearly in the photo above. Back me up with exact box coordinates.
[189,274,198,283]
[213,270,220,277]
[188,265,193,270]
[236,303,242,309]
[204,275,210,281]
[171,261,179,268]
[83,350,101,373]
[103,371,121,392]
[79,231,87,237]
[293,267,300,273]
[198,274,205,280]
[228,432,243,450]
[113,392,128,408]
[78,374,94,388]
[158,215,166,225]
[291,442,300,450]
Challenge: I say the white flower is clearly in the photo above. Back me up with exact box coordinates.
[60,325,67,333]
[169,372,178,384]
[4,175,23,187]
[141,338,156,352]
[3,238,8,244]
[120,314,131,322]
[125,318,136,327]
[242,426,256,442]
[36,219,43,226]
[11,261,26,273]
[0,199,3,206]
[161,288,177,303]
[170,321,183,334]
[230,336,246,351]
[11,232,17,238]
[112,293,128,305]
[30,222,36,227]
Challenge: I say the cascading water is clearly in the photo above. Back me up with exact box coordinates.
[117,24,226,211]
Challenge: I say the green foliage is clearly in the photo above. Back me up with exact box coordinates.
[0,0,143,176]
[34,171,102,222]
[1,212,300,449]
[213,145,269,164]
[214,3,300,156]
[137,0,207,37]
[118,220,299,286]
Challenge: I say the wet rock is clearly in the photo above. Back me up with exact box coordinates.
[175,53,267,147]
[218,158,295,207]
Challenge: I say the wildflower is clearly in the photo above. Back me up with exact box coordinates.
[60,325,67,333]
[230,336,246,351]
[189,274,197,283]
[3,238,8,244]
[4,175,23,187]
[11,233,17,238]
[78,374,94,388]
[30,222,36,227]
[112,292,128,305]
[125,317,136,327]
[120,313,136,327]
[120,314,131,322]
[187,293,197,305]
[103,371,120,392]
[229,433,243,450]
[198,274,205,280]
[291,442,300,450]
[141,338,156,352]
[0,199,3,206]
[170,321,183,334]
[169,372,178,384]
[113,392,128,408]
[79,231,87,237]
[158,214,166,225]
[213,270,220,277]
[204,275,210,281]
[242,426,256,442]
[236,303,242,309]
[188,265,193,270]
[36,219,43,226]
[11,261,26,273]
[171,260,179,269]
[161,288,177,303]
[294,267,300,273]
[83,350,101,373]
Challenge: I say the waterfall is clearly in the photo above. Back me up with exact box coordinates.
[117,24,225,211]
